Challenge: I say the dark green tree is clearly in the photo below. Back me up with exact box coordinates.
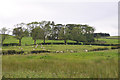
[39,21,51,44]
[24,29,29,37]
[13,23,25,46]
[96,34,101,42]
[48,21,55,40]
[27,21,39,37]
[71,26,86,43]
[54,24,63,40]
[49,23,63,40]
[58,26,70,45]
[31,27,44,45]
[83,25,95,42]
[66,24,77,30]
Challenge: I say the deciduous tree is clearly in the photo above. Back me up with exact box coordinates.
[39,21,51,44]
[71,26,86,43]
[31,27,44,45]
[13,23,25,46]
[58,25,70,45]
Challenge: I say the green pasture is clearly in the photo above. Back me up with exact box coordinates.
[2,45,111,53]
[105,36,120,39]
[95,38,118,44]
[1,36,119,78]
[95,36,119,44]
[2,49,118,78]
[3,36,76,46]
[3,36,119,46]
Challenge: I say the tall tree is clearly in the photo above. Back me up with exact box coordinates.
[13,23,25,46]
[31,27,44,45]
[39,21,51,44]
[54,24,63,40]
[71,26,86,43]
[66,24,76,30]
[27,21,39,37]
[58,25,70,45]
[83,25,95,42]
[48,21,55,40]
[49,23,62,40]
[24,29,29,37]
[96,34,101,42]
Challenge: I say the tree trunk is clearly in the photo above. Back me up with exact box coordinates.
[1,35,5,46]
[57,34,58,40]
[1,39,4,46]
[76,41,79,44]
[44,36,45,44]
[34,39,36,45]
[19,39,21,46]
[97,38,98,42]
[64,40,67,45]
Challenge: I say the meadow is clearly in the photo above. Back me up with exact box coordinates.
[2,45,111,54]
[95,36,119,44]
[3,36,76,46]
[3,36,119,45]
[2,49,118,78]
[1,36,119,78]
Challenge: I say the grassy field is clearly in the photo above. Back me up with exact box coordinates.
[3,36,76,45]
[2,45,111,53]
[95,36,119,44]
[1,36,119,78]
[2,49,118,78]
[105,36,120,39]
[95,38,118,44]
[3,36,119,45]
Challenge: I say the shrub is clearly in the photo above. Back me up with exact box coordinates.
[111,46,120,49]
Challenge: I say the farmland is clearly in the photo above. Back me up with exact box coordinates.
[0,1,119,79]
[3,36,76,46]
[95,36,119,44]
[1,36,119,78]
[2,49,118,78]
[3,36,119,45]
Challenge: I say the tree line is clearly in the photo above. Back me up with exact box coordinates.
[0,21,95,46]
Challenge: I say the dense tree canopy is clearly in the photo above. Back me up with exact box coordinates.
[83,25,95,42]
[71,27,86,43]
[39,21,51,44]
[31,27,44,45]
[58,26,70,44]
[13,23,26,46]
[1,21,97,46]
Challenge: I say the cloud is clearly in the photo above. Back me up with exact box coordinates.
[89,16,118,36]
[0,0,118,36]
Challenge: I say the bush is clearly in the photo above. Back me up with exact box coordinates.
[111,46,120,49]
[2,50,24,55]
[89,47,109,51]
[3,43,19,46]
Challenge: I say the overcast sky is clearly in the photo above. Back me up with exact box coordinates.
[0,0,119,36]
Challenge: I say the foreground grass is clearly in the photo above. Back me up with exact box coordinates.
[2,49,118,78]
